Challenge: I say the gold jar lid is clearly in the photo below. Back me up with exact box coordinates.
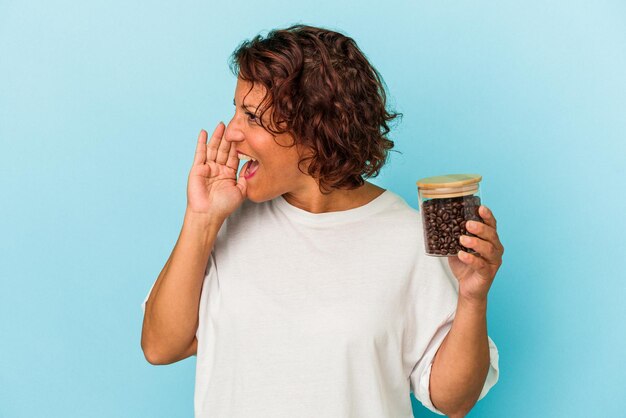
[416,174,482,198]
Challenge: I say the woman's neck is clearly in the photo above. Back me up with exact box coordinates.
[281,181,386,214]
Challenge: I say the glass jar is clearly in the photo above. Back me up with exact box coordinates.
[416,174,483,257]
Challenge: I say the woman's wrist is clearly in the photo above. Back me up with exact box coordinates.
[457,293,488,316]
[184,208,225,229]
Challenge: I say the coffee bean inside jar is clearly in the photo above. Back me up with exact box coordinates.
[416,174,484,257]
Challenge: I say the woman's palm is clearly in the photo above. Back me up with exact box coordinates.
[186,123,247,218]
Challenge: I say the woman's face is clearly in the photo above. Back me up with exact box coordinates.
[224,78,313,202]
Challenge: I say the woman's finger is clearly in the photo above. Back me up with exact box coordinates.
[193,129,208,166]
[465,220,499,247]
[225,139,240,170]
[457,251,494,278]
[459,235,501,265]
[478,205,497,229]
[215,128,232,165]
[206,122,225,162]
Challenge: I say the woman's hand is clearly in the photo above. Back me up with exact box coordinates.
[448,205,504,304]
[186,122,246,220]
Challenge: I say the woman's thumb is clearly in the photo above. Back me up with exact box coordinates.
[236,174,247,199]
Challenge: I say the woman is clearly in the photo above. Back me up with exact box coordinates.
[141,24,503,418]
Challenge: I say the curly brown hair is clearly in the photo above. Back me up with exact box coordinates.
[228,24,402,193]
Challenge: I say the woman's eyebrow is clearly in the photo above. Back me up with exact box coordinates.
[232,98,258,112]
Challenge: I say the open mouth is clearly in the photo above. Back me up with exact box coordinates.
[238,153,260,179]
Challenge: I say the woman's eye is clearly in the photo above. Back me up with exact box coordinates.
[245,112,258,123]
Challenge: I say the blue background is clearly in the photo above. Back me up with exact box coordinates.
[1,1,625,417]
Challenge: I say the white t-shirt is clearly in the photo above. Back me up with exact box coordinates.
[142,189,499,417]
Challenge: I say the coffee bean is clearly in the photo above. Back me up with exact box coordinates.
[421,194,482,256]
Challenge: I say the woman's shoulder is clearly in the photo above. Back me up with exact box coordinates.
[379,190,423,224]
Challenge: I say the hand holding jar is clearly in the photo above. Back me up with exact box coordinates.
[417,174,505,303]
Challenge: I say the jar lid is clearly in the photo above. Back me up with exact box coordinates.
[416,173,482,189]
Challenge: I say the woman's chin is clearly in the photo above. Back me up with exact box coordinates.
[245,189,281,204]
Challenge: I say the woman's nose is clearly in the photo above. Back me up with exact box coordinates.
[224,119,244,142]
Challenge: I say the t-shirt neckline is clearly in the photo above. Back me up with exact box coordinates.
[272,189,395,225]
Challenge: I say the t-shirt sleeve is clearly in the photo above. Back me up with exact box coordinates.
[407,255,500,415]
[141,280,157,314]
[195,251,218,341]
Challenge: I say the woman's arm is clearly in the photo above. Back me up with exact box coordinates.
[141,124,247,365]
[429,298,490,417]
[429,205,504,416]
[140,211,223,365]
